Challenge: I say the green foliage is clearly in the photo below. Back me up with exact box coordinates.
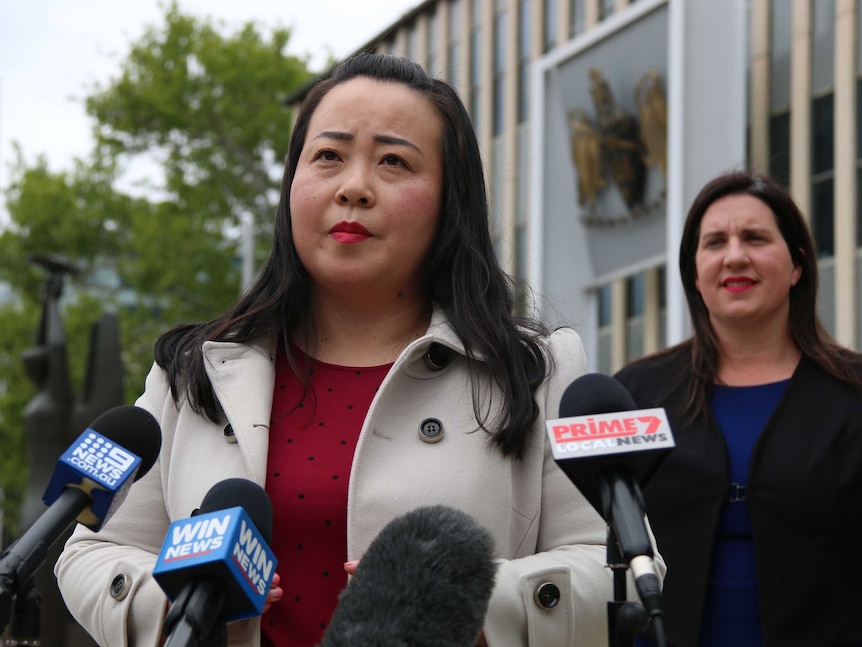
[0,301,38,530]
[87,2,310,247]
[0,2,312,535]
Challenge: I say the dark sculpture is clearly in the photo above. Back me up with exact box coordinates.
[5,253,124,646]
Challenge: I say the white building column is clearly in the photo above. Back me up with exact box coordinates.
[665,0,748,346]
[834,0,857,349]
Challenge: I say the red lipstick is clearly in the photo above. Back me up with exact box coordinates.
[330,221,371,244]
[721,276,756,293]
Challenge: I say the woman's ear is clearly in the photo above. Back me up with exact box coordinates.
[791,246,804,287]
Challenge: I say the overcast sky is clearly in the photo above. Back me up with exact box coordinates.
[0,0,419,219]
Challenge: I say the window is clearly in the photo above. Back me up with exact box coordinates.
[812,92,835,257]
[768,110,790,186]
[515,124,530,286]
[427,11,439,75]
[448,0,462,88]
[492,3,507,136]
[597,284,613,374]
[570,0,584,38]
[543,0,557,53]
[470,0,483,134]
[856,78,862,247]
[518,0,531,122]
[406,22,418,60]
[599,0,614,21]
[626,273,645,362]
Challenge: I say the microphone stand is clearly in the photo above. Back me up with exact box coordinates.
[163,580,227,647]
[5,579,41,646]
[605,527,649,647]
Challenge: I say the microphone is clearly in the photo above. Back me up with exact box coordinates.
[153,478,277,647]
[545,373,674,620]
[0,405,162,629]
[320,505,497,647]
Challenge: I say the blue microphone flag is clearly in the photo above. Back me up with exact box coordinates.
[42,428,143,531]
[153,506,277,621]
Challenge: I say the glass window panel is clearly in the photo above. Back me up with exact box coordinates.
[812,93,834,176]
[627,274,644,318]
[471,30,482,84]
[449,43,461,88]
[517,124,529,226]
[811,0,835,95]
[407,23,418,60]
[493,77,505,135]
[570,0,584,37]
[598,284,612,326]
[770,0,792,110]
[658,265,666,309]
[518,61,530,122]
[516,225,527,282]
[598,330,612,375]
[626,320,644,362]
[428,11,439,75]
[494,10,506,73]
[493,7,506,136]
[857,166,862,248]
[518,0,531,123]
[769,111,790,186]
[857,78,862,163]
[812,177,835,258]
[450,0,461,36]
[491,136,505,234]
[471,89,482,135]
[544,0,557,52]
[519,0,531,57]
[599,0,614,20]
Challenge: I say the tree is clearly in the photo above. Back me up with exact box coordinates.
[0,2,313,534]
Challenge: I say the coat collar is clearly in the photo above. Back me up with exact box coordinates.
[195,308,475,481]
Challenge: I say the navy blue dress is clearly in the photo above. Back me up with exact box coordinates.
[638,379,789,647]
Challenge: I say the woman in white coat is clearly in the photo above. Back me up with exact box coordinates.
[56,53,655,647]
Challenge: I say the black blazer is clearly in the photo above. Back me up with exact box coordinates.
[615,344,862,647]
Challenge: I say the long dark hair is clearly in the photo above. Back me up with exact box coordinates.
[668,171,862,420]
[154,53,548,458]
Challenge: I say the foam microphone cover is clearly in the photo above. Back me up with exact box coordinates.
[88,405,162,480]
[320,505,497,647]
[559,373,638,417]
[196,478,273,542]
[554,373,672,512]
[40,404,162,530]
[153,478,277,624]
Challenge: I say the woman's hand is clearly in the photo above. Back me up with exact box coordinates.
[261,572,283,614]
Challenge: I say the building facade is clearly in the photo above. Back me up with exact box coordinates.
[294,0,861,373]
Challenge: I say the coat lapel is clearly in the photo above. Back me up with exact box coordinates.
[202,340,275,485]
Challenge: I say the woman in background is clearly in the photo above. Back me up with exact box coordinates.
[616,171,862,646]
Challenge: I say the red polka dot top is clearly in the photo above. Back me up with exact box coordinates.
[261,345,391,647]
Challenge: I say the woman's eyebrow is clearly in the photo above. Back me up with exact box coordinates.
[313,130,352,142]
[374,134,419,151]
[312,131,421,154]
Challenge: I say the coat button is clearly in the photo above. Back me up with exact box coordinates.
[418,418,444,443]
[223,423,237,444]
[110,573,131,600]
[423,343,450,370]
[534,581,560,609]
